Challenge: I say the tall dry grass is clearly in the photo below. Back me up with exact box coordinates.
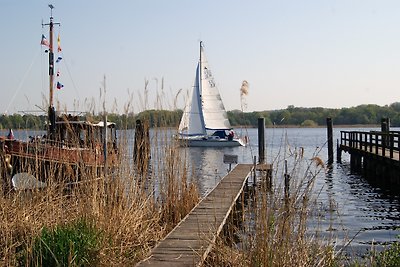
[205,146,338,266]
[0,119,199,266]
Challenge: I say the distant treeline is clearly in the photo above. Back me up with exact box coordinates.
[1,102,400,130]
[228,102,400,127]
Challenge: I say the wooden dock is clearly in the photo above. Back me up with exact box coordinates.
[339,131,400,162]
[339,130,400,186]
[137,163,271,266]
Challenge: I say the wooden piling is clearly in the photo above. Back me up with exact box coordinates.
[253,156,257,184]
[103,113,108,178]
[381,117,390,147]
[381,118,386,132]
[327,118,333,165]
[336,139,342,163]
[284,160,290,206]
[133,119,150,176]
[381,117,390,132]
[258,117,265,164]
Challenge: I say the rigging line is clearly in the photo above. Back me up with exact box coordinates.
[59,51,81,100]
[41,44,46,105]
[5,48,41,115]
[55,26,80,100]
[40,28,48,107]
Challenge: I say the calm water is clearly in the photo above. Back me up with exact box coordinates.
[178,127,400,255]
[4,127,400,255]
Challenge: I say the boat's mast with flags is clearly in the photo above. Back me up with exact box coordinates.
[42,4,60,139]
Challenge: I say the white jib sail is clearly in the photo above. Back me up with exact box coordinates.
[178,64,206,137]
[199,44,231,131]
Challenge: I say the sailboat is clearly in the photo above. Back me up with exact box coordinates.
[177,42,246,147]
[0,5,118,190]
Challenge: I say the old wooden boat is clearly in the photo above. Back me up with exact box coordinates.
[0,5,118,191]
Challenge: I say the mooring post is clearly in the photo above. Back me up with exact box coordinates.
[258,117,265,164]
[133,119,150,177]
[284,160,290,206]
[381,118,387,133]
[265,168,272,191]
[327,118,333,165]
[336,139,342,163]
[381,117,390,147]
[253,156,257,184]
[103,113,108,178]
[381,117,390,132]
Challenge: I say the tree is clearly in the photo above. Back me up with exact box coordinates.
[301,119,318,127]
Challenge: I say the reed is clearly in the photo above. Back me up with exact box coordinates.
[205,145,337,266]
[0,115,199,266]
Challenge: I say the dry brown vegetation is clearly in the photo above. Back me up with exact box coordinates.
[205,148,337,266]
[0,126,199,266]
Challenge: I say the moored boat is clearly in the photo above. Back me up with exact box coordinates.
[0,5,118,191]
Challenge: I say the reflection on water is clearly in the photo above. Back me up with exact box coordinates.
[179,127,400,255]
[184,146,250,194]
[185,147,222,194]
[314,161,400,255]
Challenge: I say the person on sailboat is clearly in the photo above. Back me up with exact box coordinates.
[212,130,227,139]
[228,130,234,141]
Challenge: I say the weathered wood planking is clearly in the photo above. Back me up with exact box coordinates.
[340,130,400,164]
[137,164,255,267]
[341,143,400,162]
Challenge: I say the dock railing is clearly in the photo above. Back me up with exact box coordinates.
[340,130,400,159]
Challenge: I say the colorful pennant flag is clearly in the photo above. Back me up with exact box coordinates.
[57,34,62,52]
[56,56,62,63]
[41,34,50,47]
[56,82,64,89]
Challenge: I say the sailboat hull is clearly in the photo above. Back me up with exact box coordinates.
[177,137,245,147]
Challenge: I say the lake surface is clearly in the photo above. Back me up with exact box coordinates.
[178,127,400,256]
[4,127,400,255]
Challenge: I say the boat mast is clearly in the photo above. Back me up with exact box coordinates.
[42,4,60,138]
[199,41,203,93]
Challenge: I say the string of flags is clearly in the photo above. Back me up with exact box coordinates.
[41,34,49,47]
[41,33,64,90]
[56,81,64,89]
[57,34,62,52]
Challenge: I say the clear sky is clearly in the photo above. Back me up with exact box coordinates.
[1,0,400,114]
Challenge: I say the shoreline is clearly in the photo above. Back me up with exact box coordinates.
[0,124,393,132]
[234,124,382,129]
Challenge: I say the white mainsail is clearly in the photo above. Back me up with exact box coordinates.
[199,43,231,131]
[178,41,239,146]
[178,64,206,137]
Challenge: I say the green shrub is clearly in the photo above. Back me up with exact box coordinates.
[27,218,102,267]
[300,119,318,127]
[375,239,400,267]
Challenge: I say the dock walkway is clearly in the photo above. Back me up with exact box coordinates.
[340,131,400,165]
[137,163,266,266]
[339,131,400,185]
